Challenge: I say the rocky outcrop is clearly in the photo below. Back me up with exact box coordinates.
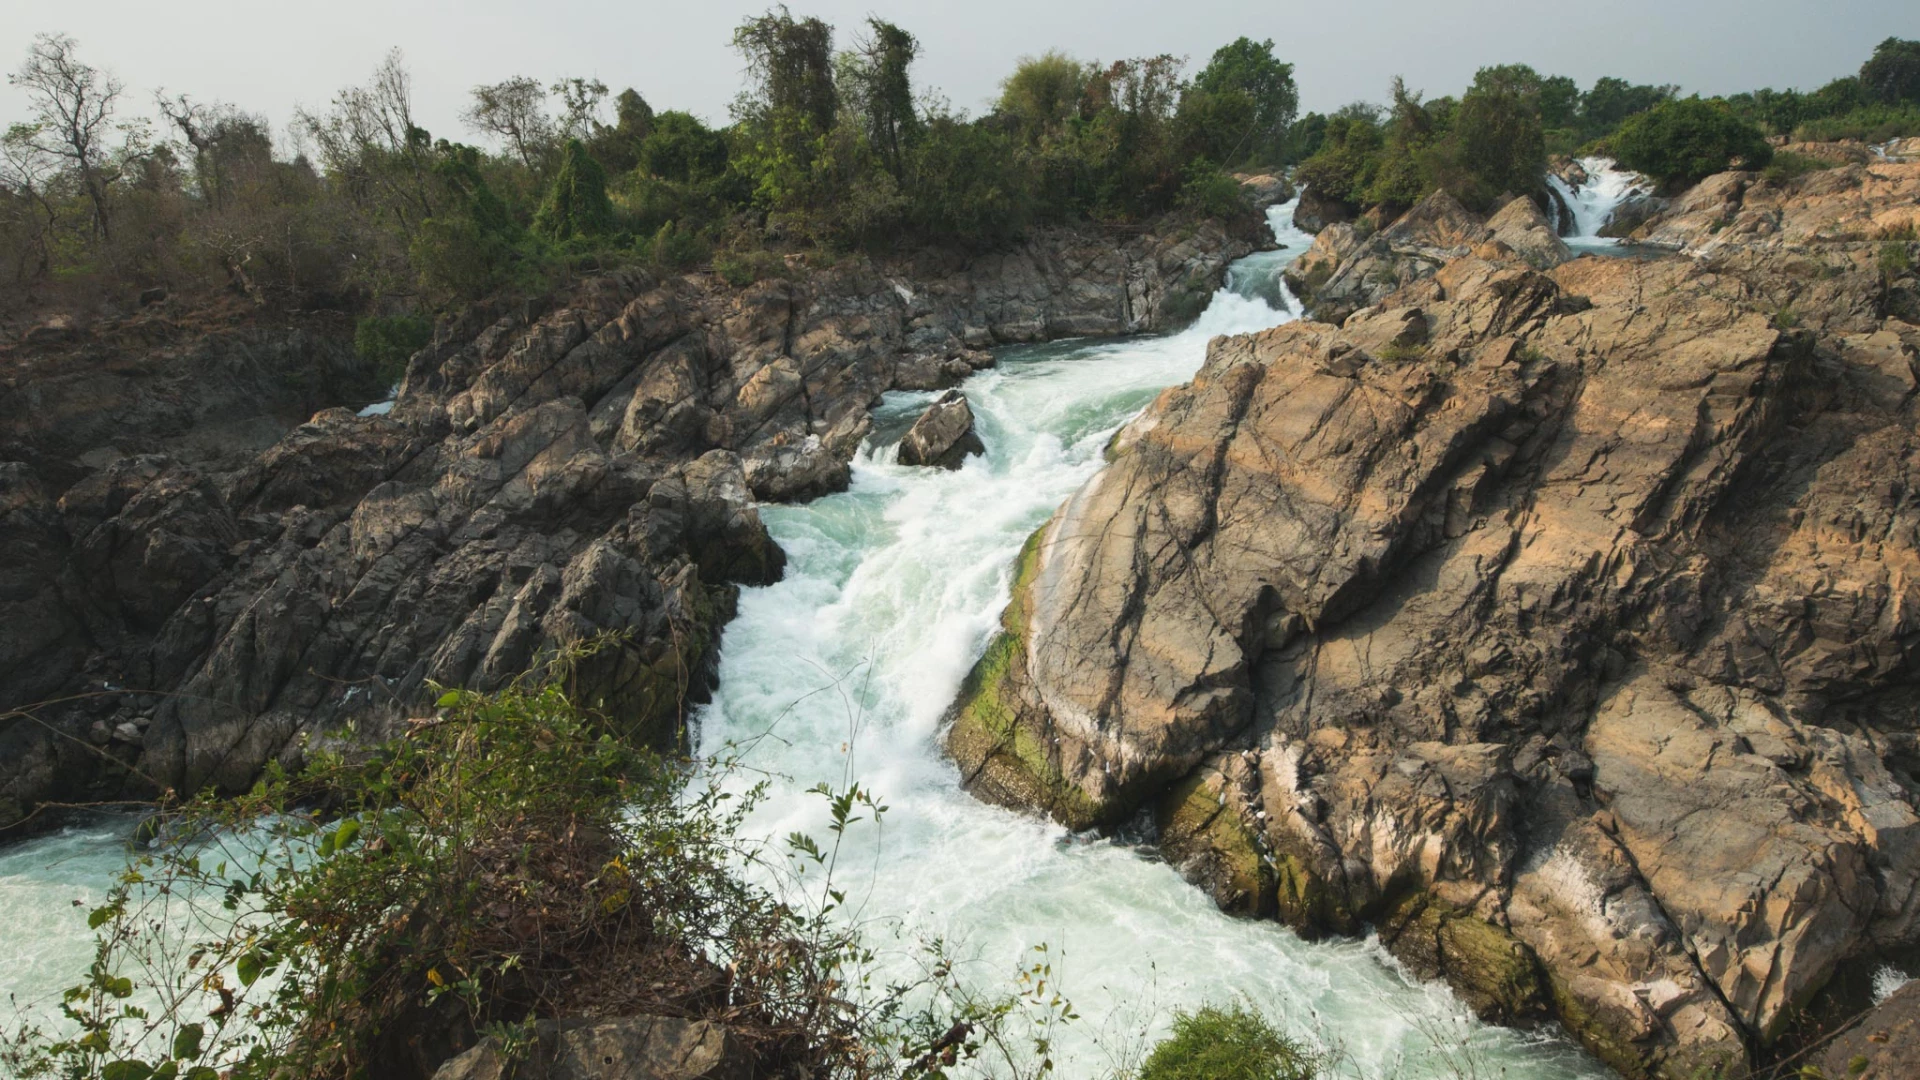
[1633,161,1920,255]
[434,1016,751,1080]
[897,390,985,469]
[947,164,1920,1077]
[1286,190,1569,324]
[0,212,1261,831]
[1235,172,1298,210]
[1291,186,1353,235]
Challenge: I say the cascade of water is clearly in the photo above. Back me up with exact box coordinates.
[1,202,1606,1077]
[1546,157,1649,253]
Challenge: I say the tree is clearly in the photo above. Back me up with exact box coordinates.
[1611,97,1772,189]
[1860,37,1920,106]
[1582,76,1677,133]
[9,33,123,240]
[551,77,609,141]
[157,95,274,211]
[589,88,655,174]
[463,76,555,170]
[1452,64,1547,206]
[996,51,1090,138]
[296,49,439,240]
[842,18,920,178]
[533,137,614,240]
[1190,37,1298,161]
[1539,74,1580,130]
[732,7,837,136]
[638,111,729,183]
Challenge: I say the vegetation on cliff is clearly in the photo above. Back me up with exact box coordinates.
[0,16,1292,338]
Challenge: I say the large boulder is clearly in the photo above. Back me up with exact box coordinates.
[897,390,985,469]
[947,226,1920,1077]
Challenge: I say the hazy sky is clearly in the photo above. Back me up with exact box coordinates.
[4,1,1917,151]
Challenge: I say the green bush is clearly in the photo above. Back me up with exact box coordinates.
[1762,151,1833,184]
[353,314,433,387]
[1883,241,1913,280]
[1792,104,1920,143]
[1176,160,1248,219]
[1610,97,1773,189]
[532,138,615,241]
[1138,1004,1320,1080]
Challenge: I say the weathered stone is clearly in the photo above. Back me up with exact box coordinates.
[946,162,1920,1077]
[897,390,985,469]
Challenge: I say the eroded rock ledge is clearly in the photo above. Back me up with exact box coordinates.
[948,163,1920,1078]
[0,213,1259,828]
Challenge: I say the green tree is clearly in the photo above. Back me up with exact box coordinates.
[1189,37,1298,161]
[1611,96,1772,189]
[996,50,1090,138]
[532,137,613,240]
[638,111,729,183]
[1582,76,1677,133]
[1451,63,1547,207]
[589,87,655,173]
[1861,37,1920,106]
[1293,105,1384,210]
[462,76,554,170]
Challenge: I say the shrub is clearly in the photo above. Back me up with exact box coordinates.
[1883,241,1913,280]
[1762,151,1832,185]
[353,313,433,387]
[644,220,708,271]
[1138,1004,1320,1080]
[1610,97,1773,189]
[1176,160,1248,219]
[1792,104,1920,143]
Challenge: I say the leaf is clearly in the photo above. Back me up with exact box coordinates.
[436,690,462,708]
[334,817,362,850]
[186,1069,220,1080]
[172,1023,205,1059]
[88,905,118,929]
[235,950,264,987]
[101,1062,154,1080]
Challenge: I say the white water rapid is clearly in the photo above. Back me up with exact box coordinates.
[1,203,1607,1077]
[1546,156,1649,254]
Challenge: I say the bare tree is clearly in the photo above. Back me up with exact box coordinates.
[462,76,554,170]
[551,77,609,141]
[8,33,123,240]
[157,93,274,211]
[295,49,437,238]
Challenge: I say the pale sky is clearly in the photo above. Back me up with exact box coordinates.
[4,1,1917,153]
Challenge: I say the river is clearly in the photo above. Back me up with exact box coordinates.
[1,201,1608,1077]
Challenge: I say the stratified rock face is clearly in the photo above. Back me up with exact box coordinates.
[1635,160,1920,255]
[948,167,1920,1078]
[0,214,1259,829]
[897,390,985,469]
[1287,190,1570,325]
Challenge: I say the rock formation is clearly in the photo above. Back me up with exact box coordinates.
[0,213,1261,830]
[1286,190,1571,324]
[897,390,985,469]
[948,155,1920,1078]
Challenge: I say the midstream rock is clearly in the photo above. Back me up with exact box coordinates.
[0,211,1262,830]
[897,390,985,469]
[947,154,1920,1078]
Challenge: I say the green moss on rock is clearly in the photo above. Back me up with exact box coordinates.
[1379,889,1549,1024]
[1154,768,1273,915]
[944,524,1110,831]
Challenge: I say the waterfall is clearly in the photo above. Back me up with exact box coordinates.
[1,202,1607,1077]
[1546,157,1649,252]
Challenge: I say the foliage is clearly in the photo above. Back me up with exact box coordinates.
[353,313,432,387]
[1610,97,1772,189]
[1792,104,1920,143]
[1860,37,1920,106]
[1882,240,1913,280]
[532,137,613,240]
[2,660,1102,1080]
[1187,37,1298,163]
[1137,1004,1320,1080]
[1761,150,1830,185]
